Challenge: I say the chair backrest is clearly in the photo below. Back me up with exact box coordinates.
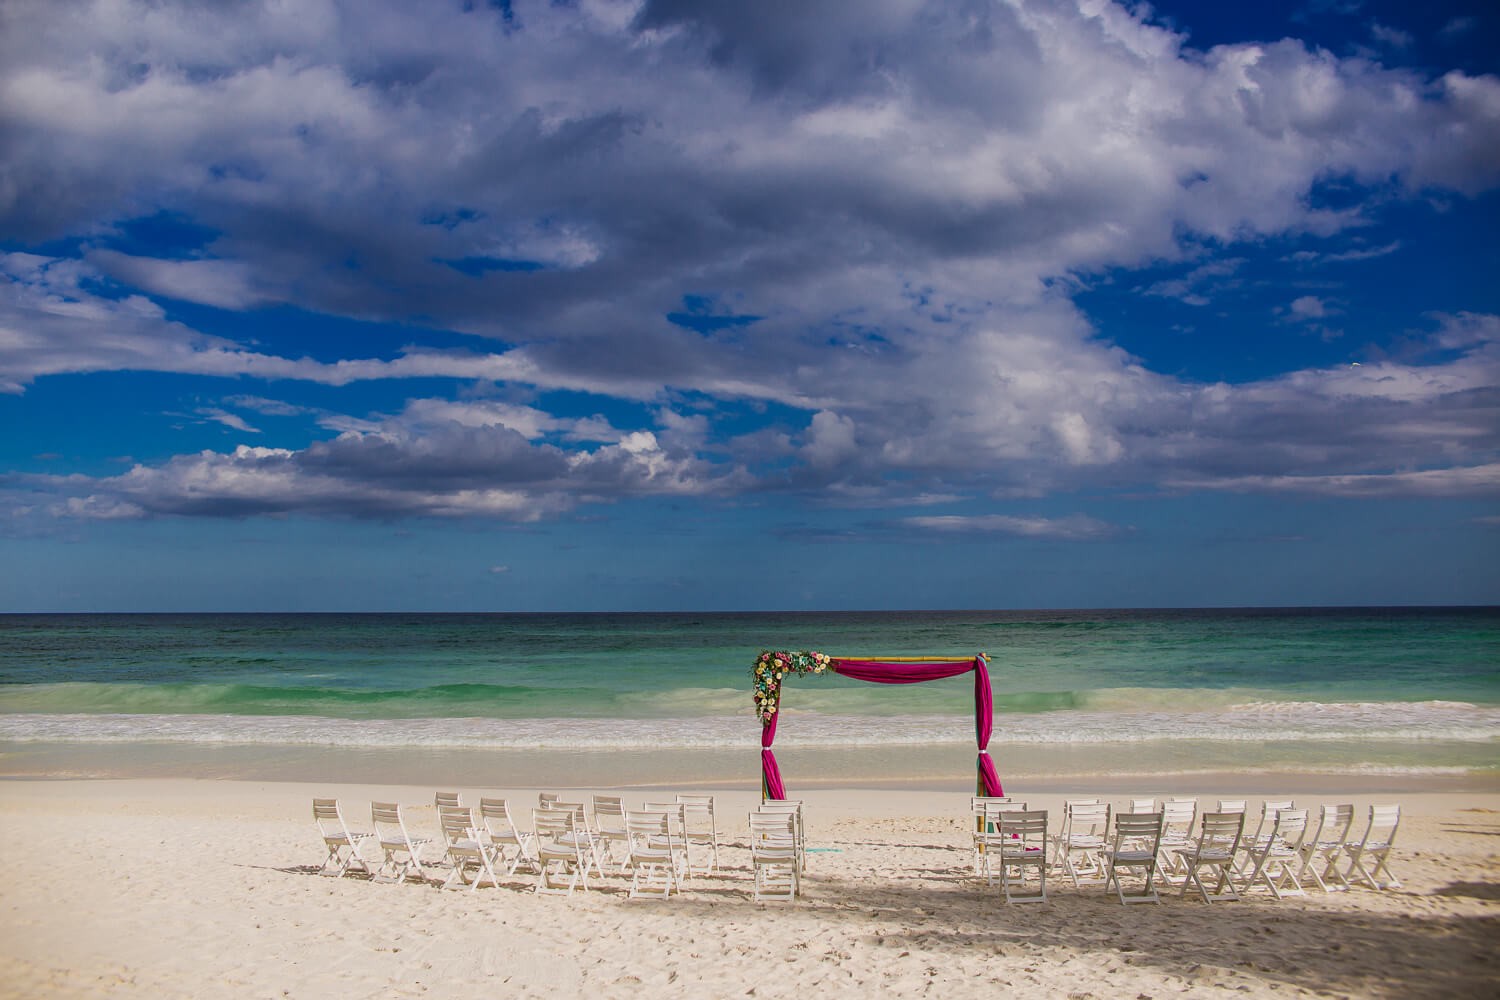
[971,795,1012,814]
[478,797,520,839]
[1196,811,1244,855]
[438,804,474,845]
[980,800,1028,814]
[642,801,685,828]
[592,795,625,832]
[1065,800,1110,835]
[1358,804,1401,846]
[1112,811,1163,851]
[435,791,462,810]
[756,801,804,842]
[1160,798,1197,829]
[538,792,559,808]
[314,798,353,839]
[980,800,1028,828]
[749,809,798,851]
[627,809,673,851]
[677,793,715,813]
[1246,798,1293,844]
[1272,807,1310,851]
[371,801,412,841]
[546,800,588,827]
[999,809,1048,831]
[1124,798,1155,814]
[1216,799,1247,814]
[1309,803,1354,845]
[532,807,574,841]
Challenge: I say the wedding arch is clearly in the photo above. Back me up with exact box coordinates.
[752,651,1004,800]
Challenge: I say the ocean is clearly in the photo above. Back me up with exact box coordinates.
[1,608,1496,789]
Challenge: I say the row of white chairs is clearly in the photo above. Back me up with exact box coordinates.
[314,792,721,899]
[971,796,1402,905]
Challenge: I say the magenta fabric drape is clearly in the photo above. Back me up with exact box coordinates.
[830,659,977,683]
[760,655,1002,799]
[760,709,785,799]
[974,657,1003,796]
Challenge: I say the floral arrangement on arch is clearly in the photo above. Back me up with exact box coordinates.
[752,650,831,723]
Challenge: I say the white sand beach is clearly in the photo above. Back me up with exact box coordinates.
[1,778,1496,999]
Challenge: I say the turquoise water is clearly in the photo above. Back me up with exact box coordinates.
[1,609,1496,778]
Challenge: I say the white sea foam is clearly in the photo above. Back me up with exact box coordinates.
[1,700,1495,749]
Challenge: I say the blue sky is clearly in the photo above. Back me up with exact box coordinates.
[1,0,1497,612]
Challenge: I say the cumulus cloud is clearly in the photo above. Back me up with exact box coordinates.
[34,399,745,521]
[1,1,1498,522]
[1288,295,1334,320]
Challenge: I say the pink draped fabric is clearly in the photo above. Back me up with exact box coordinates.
[760,709,785,800]
[760,655,1003,800]
[830,659,977,683]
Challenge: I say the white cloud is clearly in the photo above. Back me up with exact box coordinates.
[1369,23,1413,49]
[1289,295,1332,320]
[38,398,742,521]
[1,2,1498,520]
[801,411,859,468]
[901,513,1119,540]
[196,408,260,433]
[87,251,270,310]
[1167,463,1500,498]
[1286,241,1402,265]
[1143,258,1246,306]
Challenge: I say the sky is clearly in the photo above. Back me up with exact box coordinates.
[1,0,1498,612]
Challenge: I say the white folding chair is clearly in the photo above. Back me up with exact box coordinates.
[1155,798,1198,881]
[437,803,499,891]
[1298,803,1355,892]
[1243,807,1310,899]
[1237,799,1294,874]
[973,800,1028,883]
[1345,804,1402,890]
[544,799,606,878]
[532,807,590,895]
[757,800,806,872]
[642,801,691,879]
[749,810,800,902]
[676,794,720,874]
[624,809,680,899]
[591,795,631,873]
[995,809,1049,904]
[1055,800,1111,886]
[1174,811,1244,903]
[1105,811,1164,904]
[313,798,372,877]
[370,801,432,884]
[477,797,537,875]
